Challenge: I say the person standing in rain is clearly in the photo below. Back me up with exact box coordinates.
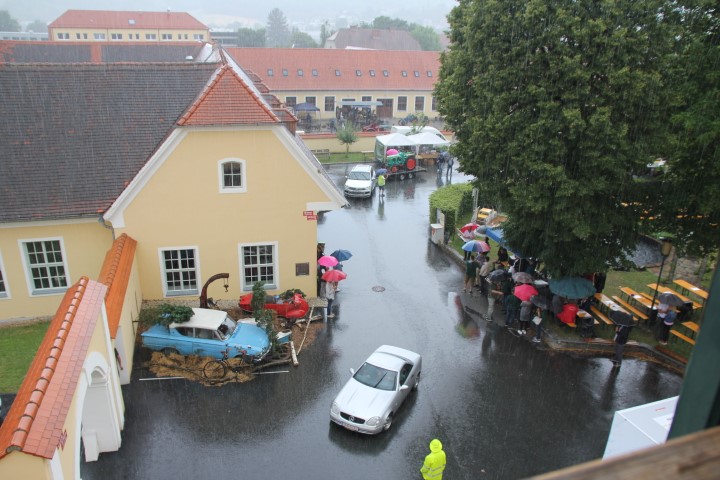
[322,280,338,319]
[612,323,634,367]
[378,173,386,196]
[463,253,479,294]
[446,155,454,177]
[420,438,446,479]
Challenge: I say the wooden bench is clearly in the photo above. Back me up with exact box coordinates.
[673,279,708,301]
[669,329,696,346]
[681,321,700,338]
[311,148,330,160]
[612,295,649,322]
[590,306,614,327]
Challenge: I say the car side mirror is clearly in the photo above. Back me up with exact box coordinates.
[400,385,410,391]
[349,368,355,376]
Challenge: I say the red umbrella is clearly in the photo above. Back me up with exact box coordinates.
[460,223,479,233]
[513,284,539,302]
[318,255,339,267]
[322,269,347,282]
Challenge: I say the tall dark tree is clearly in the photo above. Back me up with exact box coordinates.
[372,16,410,30]
[237,27,266,47]
[410,25,441,51]
[641,1,720,257]
[266,8,291,47]
[320,21,334,47]
[436,0,675,276]
[0,10,20,31]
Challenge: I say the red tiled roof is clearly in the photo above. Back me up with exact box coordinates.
[49,10,208,30]
[98,234,137,338]
[0,278,107,460]
[226,48,440,92]
[178,64,279,126]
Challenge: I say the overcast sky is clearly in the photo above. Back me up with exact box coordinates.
[1,0,457,32]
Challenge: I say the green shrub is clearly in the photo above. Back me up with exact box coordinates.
[429,183,474,238]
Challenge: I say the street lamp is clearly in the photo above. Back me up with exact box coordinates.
[650,237,673,325]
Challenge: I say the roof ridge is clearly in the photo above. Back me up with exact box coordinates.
[0,277,89,458]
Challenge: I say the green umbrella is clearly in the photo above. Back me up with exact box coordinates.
[548,277,596,300]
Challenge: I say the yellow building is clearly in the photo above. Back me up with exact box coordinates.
[48,9,209,42]
[0,45,346,324]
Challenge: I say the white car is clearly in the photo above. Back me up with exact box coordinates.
[343,164,376,198]
[330,345,421,434]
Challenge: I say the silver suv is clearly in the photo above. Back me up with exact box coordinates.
[343,164,377,198]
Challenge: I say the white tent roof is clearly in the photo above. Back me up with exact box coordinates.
[376,132,417,147]
[407,131,450,146]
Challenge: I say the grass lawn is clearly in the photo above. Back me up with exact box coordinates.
[0,320,50,392]
[322,152,372,164]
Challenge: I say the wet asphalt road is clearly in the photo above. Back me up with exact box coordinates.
[83,164,683,480]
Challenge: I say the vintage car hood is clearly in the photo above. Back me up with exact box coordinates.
[228,322,270,354]
[334,378,395,419]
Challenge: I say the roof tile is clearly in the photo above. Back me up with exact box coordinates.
[49,10,208,30]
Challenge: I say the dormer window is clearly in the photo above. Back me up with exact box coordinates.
[356,69,362,76]
[297,69,304,76]
[427,71,433,77]
[312,69,318,76]
[382,70,389,77]
[282,69,289,77]
[370,70,376,77]
[218,159,247,194]
[414,71,420,77]
[267,69,274,76]
[402,71,408,77]
[335,69,341,76]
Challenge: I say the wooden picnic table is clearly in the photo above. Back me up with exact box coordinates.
[620,286,656,310]
[681,321,700,337]
[647,284,703,310]
[673,279,708,301]
[594,293,629,315]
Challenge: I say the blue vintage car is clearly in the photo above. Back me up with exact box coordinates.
[141,308,271,362]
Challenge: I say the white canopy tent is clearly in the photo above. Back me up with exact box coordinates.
[407,131,450,147]
[374,133,418,162]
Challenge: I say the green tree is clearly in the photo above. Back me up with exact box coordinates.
[320,21,334,47]
[436,0,675,277]
[25,20,47,33]
[291,28,318,48]
[237,27,266,47]
[410,25,441,51]
[372,16,410,30]
[641,1,720,257]
[266,8,291,47]
[336,122,359,157]
[251,281,277,355]
[0,10,20,31]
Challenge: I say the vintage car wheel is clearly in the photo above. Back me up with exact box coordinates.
[408,172,415,179]
[383,413,394,432]
[203,360,227,380]
[162,347,179,356]
[399,173,406,180]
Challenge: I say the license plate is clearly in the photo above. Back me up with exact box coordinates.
[343,423,359,432]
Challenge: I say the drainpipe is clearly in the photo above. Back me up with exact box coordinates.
[98,215,115,241]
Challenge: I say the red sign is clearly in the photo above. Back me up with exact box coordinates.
[306,215,317,221]
[303,210,314,216]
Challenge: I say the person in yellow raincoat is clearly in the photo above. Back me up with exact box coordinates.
[420,438,446,479]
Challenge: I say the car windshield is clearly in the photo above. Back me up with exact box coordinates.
[354,362,397,391]
[218,316,237,340]
[348,171,371,181]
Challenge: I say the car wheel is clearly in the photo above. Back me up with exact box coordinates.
[203,360,227,380]
[413,372,421,391]
[383,413,394,432]
[162,347,179,356]
[399,173,406,180]
[408,172,414,179]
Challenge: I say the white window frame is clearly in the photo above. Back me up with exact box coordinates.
[146,33,157,40]
[218,159,247,194]
[161,33,172,41]
[239,242,278,292]
[193,34,204,40]
[19,237,70,296]
[0,250,10,299]
[93,33,106,40]
[159,247,200,297]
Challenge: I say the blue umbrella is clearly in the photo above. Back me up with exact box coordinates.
[548,277,596,300]
[330,249,353,262]
[376,168,388,175]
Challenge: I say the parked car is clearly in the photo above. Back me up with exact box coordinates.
[343,164,377,198]
[330,345,421,434]
[238,292,309,324]
[141,308,271,362]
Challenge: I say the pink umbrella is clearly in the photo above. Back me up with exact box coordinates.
[318,255,339,267]
[513,284,539,302]
[477,241,491,253]
[322,269,347,282]
[386,148,399,156]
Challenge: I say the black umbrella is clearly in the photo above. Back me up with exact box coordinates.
[488,269,510,283]
[658,292,684,307]
[530,295,550,310]
[610,310,635,327]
